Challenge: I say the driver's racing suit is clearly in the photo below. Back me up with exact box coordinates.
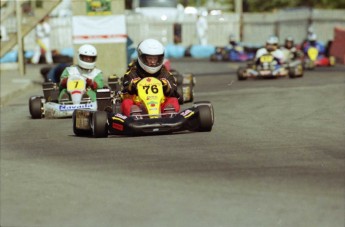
[58,65,104,102]
[121,60,180,116]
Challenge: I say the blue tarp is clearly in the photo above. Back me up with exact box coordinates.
[165,43,186,59]
[190,45,215,58]
[60,48,74,57]
[0,50,18,63]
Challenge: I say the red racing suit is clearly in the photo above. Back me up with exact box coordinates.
[121,60,180,116]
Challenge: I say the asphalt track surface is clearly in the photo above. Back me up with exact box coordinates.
[1,59,344,227]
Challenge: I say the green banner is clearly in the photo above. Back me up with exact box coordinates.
[86,0,111,16]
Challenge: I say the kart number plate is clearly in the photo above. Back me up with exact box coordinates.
[260,55,273,63]
[307,47,319,61]
[67,79,85,91]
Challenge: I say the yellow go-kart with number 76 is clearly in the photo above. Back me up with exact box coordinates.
[72,77,214,137]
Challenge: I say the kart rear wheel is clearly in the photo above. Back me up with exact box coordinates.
[93,111,108,138]
[196,105,214,132]
[288,67,296,78]
[188,83,194,103]
[329,56,336,66]
[29,97,43,119]
[72,110,92,137]
[177,85,184,104]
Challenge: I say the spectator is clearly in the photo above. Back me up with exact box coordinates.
[31,16,53,64]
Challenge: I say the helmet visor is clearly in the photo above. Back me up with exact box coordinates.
[140,54,164,67]
[80,54,96,63]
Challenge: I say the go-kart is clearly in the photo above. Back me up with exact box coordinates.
[303,46,336,70]
[280,48,304,78]
[210,46,254,62]
[107,69,196,105]
[72,77,214,137]
[237,53,303,80]
[29,74,109,119]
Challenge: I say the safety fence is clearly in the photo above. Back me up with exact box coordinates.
[2,8,345,53]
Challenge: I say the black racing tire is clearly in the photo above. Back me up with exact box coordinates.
[237,67,247,81]
[305,60,315,70]
[189,84,194,103]
[112,99,122,113]
[196,105,214,132]
[222,54,229,61]
[176,74,184,86]
[72,110,92,137]
[329,56,336,66]
[177,85,184,104]
[288,67,296,78]
[297,65,304,77]
[93,111,108,138]
[29,97,43,119]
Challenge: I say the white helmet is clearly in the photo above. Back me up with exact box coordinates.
[78,44,97,70]
[137,39,165,74]
[266,35,279,45]
[308,33,317,41]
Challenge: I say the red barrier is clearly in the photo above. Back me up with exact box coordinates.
[330,26,345,64]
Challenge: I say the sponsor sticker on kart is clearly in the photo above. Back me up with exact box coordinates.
[260,70,271,76]
[112,113,127,122]
[59,103,95,111]
[114,113,127,119]
[112,122,124,131]
[180,109,194,118]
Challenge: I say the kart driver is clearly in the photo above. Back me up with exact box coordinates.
[121,38,180,117]
[302,33,326,57]
[255,35,285,65]
[281,36,301,61]
[58,44,104,102]
[228,34,244,53]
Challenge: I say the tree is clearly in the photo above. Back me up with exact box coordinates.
[178,0,345,11]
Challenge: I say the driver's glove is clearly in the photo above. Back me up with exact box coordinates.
[60,77,68,88]
[86,78,98,90]
[161,78,171,94]
[129,78,140,94]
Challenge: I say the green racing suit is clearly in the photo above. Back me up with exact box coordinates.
[58,65,104,102]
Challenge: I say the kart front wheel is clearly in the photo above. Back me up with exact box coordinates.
[237,67,247,81]
[93,111,108,138]
[29,97,43,119]
[197,105,214,132]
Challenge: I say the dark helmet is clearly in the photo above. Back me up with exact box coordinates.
[229,34,237,46]
[285,36,294,49]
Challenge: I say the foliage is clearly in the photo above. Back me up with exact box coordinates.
[243,0,345,12]
[178,0,345,11]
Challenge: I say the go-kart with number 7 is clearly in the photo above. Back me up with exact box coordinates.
[29,74,99,119]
